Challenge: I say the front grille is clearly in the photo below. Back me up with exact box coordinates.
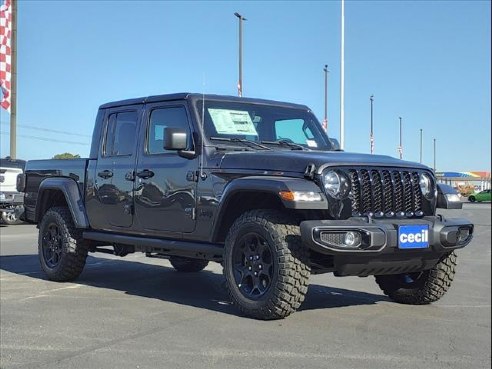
[347,168,424,217]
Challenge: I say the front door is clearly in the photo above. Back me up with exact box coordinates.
[94,107,141,229]
[134,103,197,235]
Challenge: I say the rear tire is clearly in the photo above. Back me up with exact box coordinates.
[468,196,476,202]
[375,252,457,305]
[223,210,310,320]
[169,256,209,272]
[38,207,88,281]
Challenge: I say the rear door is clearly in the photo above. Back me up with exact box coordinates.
[93,106,142,230]
[134,102,198,235]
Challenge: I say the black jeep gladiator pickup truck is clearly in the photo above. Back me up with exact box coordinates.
[19,93,474,319]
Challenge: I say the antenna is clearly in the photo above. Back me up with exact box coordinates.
[199,76,207,180]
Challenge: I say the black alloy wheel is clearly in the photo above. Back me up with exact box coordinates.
[232,232,274,299]
[42,223,64,268]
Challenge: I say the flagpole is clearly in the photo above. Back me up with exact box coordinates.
[10,0,17,159]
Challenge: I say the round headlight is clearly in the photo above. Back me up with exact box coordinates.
[419,173,433,197]
[322,170,350,199]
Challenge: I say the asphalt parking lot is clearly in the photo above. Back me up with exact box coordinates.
[0,203,490,369]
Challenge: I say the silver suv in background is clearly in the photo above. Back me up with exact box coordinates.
[0,157,25,225]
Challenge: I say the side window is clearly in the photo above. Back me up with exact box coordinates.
[147,106,190,154]
[274,119,314,144]
[104,111,138,157]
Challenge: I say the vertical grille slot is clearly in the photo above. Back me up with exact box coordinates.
[349,170,360,214]
[360,169,372,213]
[371,170,383,213]
[412,172,422,211]
[382,170,393,213]
[392,171,404,212]
[403,172,413,212]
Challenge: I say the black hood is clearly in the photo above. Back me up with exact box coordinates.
[217,150,430,174]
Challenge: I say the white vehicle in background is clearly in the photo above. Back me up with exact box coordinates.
[0,157,25,225]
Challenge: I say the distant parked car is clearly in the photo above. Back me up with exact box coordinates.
[468,189,491,203]
[0,157,26,225]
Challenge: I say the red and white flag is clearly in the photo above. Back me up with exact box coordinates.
[0,0,12,112]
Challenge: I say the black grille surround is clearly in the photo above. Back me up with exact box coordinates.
[340,167,434,218]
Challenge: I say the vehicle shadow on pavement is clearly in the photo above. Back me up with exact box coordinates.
[0,254,388,317]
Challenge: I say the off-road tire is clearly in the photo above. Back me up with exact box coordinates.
[169,256,209,272]
[223,210,310,320]
[38,207,88,281]
[375,252,457,305]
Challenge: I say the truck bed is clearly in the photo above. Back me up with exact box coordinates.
[24,159,88,222]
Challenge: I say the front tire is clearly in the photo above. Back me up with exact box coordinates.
[169,256,209,272]
[223,210,310,320]
[375,252,457,305]
[38,207,88,281]
[468,196,476,202]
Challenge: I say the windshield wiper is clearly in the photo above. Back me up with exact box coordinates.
[261,140,307,151]
[209,137,271,150]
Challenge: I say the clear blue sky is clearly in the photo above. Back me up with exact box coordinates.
[0,0,490,172]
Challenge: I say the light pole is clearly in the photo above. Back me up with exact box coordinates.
[433,138,436,173]
[398,117,403,159]
[419,128,423,163]
[323,65,328,132]
[340,0,345,150]
[370,95,374,154]
[234,12,246,97]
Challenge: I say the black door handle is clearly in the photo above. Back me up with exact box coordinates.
[97,170,113,179]
[137,169,154,179]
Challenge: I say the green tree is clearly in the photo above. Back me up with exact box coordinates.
[52,153,81,160]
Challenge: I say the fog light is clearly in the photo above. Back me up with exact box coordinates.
[344,231,362,247]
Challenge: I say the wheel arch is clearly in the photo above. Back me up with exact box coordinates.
[211,176,326,243]
[35,178,89,228]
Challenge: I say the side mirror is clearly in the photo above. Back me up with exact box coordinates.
[436,183,463,209]
[164,128,187,151]
[329,138,342,151]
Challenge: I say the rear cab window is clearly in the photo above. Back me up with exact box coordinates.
[103,111,138,157]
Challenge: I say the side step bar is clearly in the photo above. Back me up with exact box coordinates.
[83,231,224,261]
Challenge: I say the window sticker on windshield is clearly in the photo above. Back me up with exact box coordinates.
[208,108,258,136]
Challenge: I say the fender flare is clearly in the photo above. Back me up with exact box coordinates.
[35,177,90,228]
[211,176,326,241]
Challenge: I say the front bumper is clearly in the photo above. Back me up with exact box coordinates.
[300,215,473,276]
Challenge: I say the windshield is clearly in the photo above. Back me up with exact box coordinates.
[195,100,333,151]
